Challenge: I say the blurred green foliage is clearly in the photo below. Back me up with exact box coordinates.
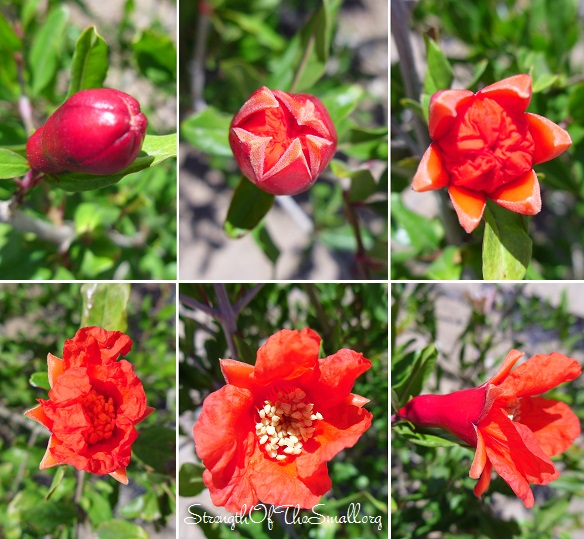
[179,0,387,278]
[179,283,388,538]
[0,1,177,279]
[391,283,584,538]
[392,0,584,279]
[0,283,176,538]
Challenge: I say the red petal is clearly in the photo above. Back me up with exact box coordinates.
[469,429,487,479]
[412,144,449,192]
[136,406,156,424]
[252,328,321,385]
[295,403,372,478]
[39,436,64,469]
[250,452,331,509]
[489,169,541,215]
[448,185,486,233]
[109,467,128,485]
[48,368,91,402]
[231,86,279,126]
[308,349,372,408]
[346,393,370,408]
[478,74,532,112]
[428,89,474,140]
[518,397,581,457]
[473,459,492,499]
[47,353,64,388]
[526,113,572,164]
[498,352,581,399]
[24,404,52,429]
[486,350,524,386]
[220,359,254,389]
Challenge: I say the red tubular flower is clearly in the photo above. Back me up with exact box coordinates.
[24,326,155,484]
[412,75,572,233]
[193,328,372,513]
[228,87,337,196]
[398,350,581,508]
[26,88,148,176]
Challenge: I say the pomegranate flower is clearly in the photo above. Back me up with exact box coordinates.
[229,87,337,196]
[193,328,372,513]
[397,350,581,508]
[412,75,572,233]
[24,326,155,484]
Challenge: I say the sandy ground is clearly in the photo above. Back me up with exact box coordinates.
[394,282,584,535]
[178,0,388,280]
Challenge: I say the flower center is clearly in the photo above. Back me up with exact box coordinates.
[506,399,522,422]
[255,388,323,461]
[81,389,116,445]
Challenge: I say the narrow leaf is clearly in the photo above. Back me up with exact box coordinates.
[225,177,274,238]
[0,148,29,179]
[68,26,109,96]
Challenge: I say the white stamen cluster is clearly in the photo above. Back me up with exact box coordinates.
[255,388,323,461]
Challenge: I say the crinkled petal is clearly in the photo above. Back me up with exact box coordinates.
[498,352,581,400]
[478,74,532,112]
[220,359,255,389]
[479,407,559,508]
[249,452,331,510]
[518,397,581,457]
[412,144,449,192]
[63,326,132,368]
[307,349,372,408]
[526,113,572,165]
[48,367,91,402]
[295,403,372,478]
[489,169,541,215]
[428,89,474,140]
[252,328,321,385]
[448,185,486,233]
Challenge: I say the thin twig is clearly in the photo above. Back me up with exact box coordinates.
[179,294,218,318]
[232,284,264,314]
[214,284,239,361]
[191,2,212,112]
[74,470,86,539]
[343,191,370,279]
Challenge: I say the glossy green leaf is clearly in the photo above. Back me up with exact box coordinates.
[392,344,437,408]
[74,203,121,235]
[393,423,461,448]
[68,26,108,97]
[320,84,364,126]
[424,36,454,95]
[178,463,206,497]
[224,177,274,238]
[46,133,177,192]
[29,5,69,95]
[0,148,29,179]
[96,520,149,539]
[132,426,175,475]
[252,222,280,265]
[80,283,131,332]
[482,202,532,280]
[180,107,232,157]
[132,29,176,84]
[29,372,50,390]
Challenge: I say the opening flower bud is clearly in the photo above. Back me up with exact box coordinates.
[229,86,337,196]
[26,88,148,176]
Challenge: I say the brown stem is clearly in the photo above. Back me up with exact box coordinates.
[343,191,371,279]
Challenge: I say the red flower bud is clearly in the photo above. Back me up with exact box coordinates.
[229,86,337,196]
[26,88,148,176]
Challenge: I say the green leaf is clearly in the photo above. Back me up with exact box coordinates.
[0,148,29,179]
[392,344,437,408]
[482,202,532,280]
[96,520,149,539]
[223,10,286,51]
[423,36,454,95]
[393,423,462,448]
[29,372,50,390]
[132,426,175,475]
[68,26,108,97]
[132,29,176,84]
[426,246,462,280]
[178,463,206,497]
[224,177,274,238]
[252,222,280,265]
[29,6,69,95]
[320,84,365,125]
[80,283,131,332]
[181,107,232,157]
[0,12,22,52]
[46,133,177,192]
[348,169,377,202]
[45,467,65,501]
[74,203,121,234]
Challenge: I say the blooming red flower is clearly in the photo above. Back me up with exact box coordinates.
[398,350,581,507]
[193,328,372,513]
[412,75,572,233]
[26,88,148,176]
[24,326,155,484]
[229,87,337,195]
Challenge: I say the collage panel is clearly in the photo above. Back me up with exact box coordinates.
[0,1,177,279]
[0,283,176,538]
[178,0,388,280]
[178,283,388,537]
[391,0,579,280]
[391,283,584,536]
